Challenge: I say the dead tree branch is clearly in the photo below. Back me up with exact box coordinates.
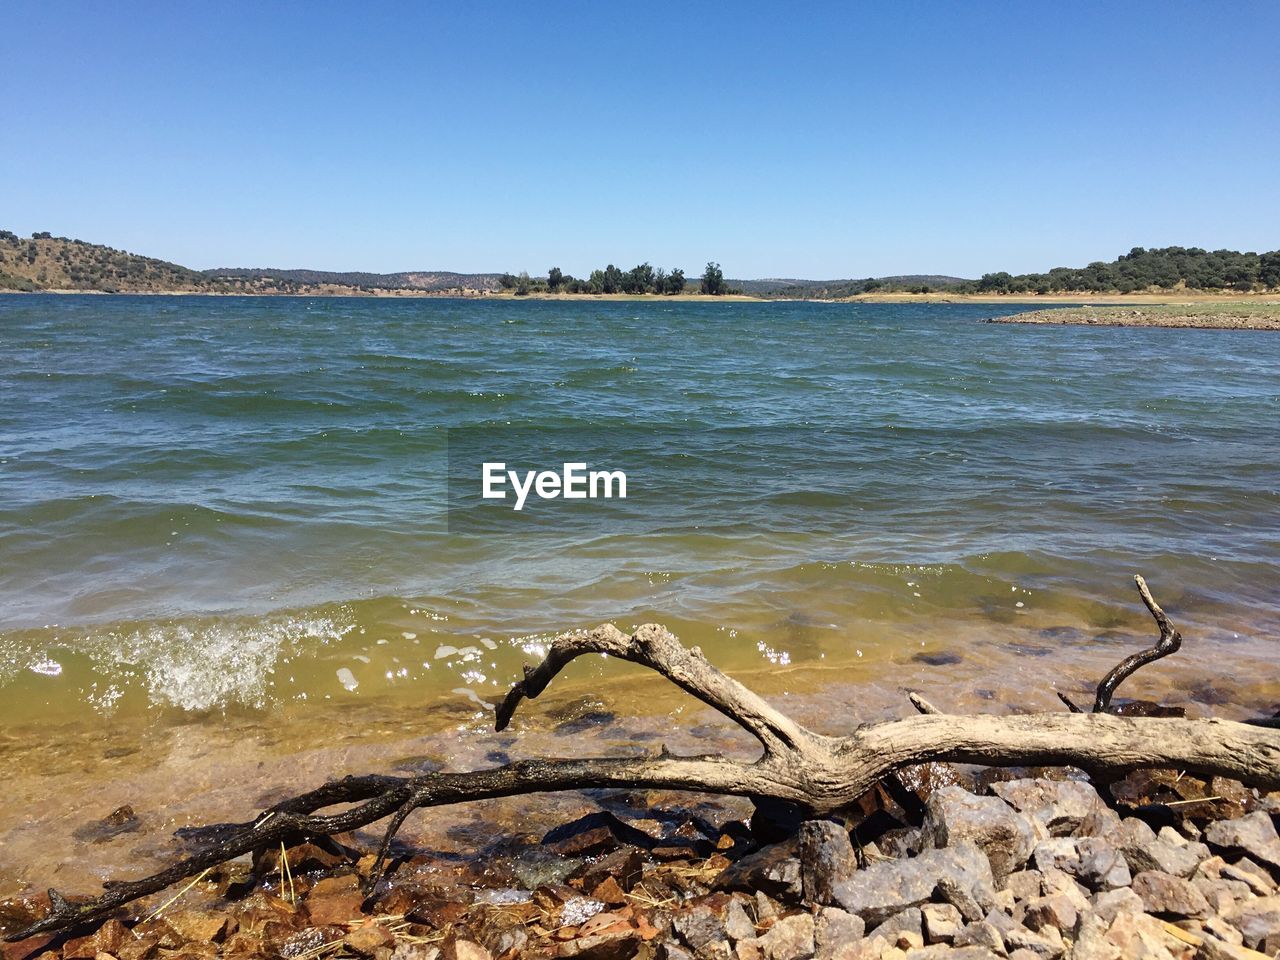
[1058,574,1185,713]
[8,577,1279,943]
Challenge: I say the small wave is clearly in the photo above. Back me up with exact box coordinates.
[0,610,355,714]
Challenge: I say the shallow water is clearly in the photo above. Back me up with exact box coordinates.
[0,294,1277,887]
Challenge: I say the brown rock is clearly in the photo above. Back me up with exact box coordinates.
[72,805,142,844]
[984,908,1064,959]
[1031,838,1130,891]
[273,926,345,958]
[714,839,803,903]
[814,906,863,959]
[1204,814,1280,871]
[1222,859,1275,896]
[754,892,781,924]
[1194,937,1262,960]
[344,922,396,957]
[64,919,130,960]
[755,913,815,960]
[307,890,366,926]
[1022,894,1077,934]
[1039,868,1090,912]
[558,928,640,959]
[408,898,470,929]
[1104,910,1181,960]
[833,841,995,926]
[1070,912,1121,960]
[1131,871,1211,919]
[725,899,757,942]
[800,820,857,905]
[573,848,646,893]
[116,934,160,960]
[923,786,1037,884]
[445,940,493,960]
[920,903,961,944]
[952,919,1005,954]
[591,876,628,907]
[165,910,233,944]
[310,874,360,896]
[989,778,1117,838]
[1004,870,1043,902]
[673,905,728,957]
[1115,819,1204,879]
[868,907,922,949]
[1202,915,1244,946]
[1226,895,1280,953]
[257,842,348,876]
[545,813,656,857]
[1193,879,1247,915]
[1090,887,1145,924]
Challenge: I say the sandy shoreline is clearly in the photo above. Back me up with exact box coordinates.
[5,288,1280,306]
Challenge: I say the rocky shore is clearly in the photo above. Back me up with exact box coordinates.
[4,771,1279,960]
[988,305,1280,330]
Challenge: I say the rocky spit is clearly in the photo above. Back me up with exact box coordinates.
[987,306,1280,330]
[3,775,1280,960]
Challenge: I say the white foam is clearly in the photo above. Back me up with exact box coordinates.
[75,613,354,712]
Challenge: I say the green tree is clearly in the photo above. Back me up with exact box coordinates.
[624,262,655,294]
[547,267,563,291]
[515,271,531,296]
[700,262,725,296]
[602,264,624,294]
[1260,251,1280,289]
[665,268,685,295]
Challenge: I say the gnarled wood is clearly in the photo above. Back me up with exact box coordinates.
[7,576,1278,943]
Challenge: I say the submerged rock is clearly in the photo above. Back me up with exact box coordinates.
[71,805,141,844]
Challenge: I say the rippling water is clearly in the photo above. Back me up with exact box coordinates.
[1,295,1278,729]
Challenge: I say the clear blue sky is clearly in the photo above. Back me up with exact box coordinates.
[2,1,1277,279]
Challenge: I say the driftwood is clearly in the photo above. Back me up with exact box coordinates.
[7,575,1280,942]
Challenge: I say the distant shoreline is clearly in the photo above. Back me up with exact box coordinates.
[5,288,1280,306]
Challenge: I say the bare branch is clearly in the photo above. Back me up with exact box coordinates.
[495,623,811,754]
[1057,692,1084,713]
[908,692,940,715]
[1092,575,1183,713]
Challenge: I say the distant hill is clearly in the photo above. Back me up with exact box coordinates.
[0,232,501,296]
[202,267,504,293]
[0,231,212,293]
[737,275,970,297]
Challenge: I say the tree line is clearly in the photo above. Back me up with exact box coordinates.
[499,261,736,296]
[960,246,1280,295]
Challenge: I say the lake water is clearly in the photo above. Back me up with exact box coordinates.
[0,294,1277,887]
